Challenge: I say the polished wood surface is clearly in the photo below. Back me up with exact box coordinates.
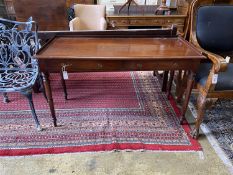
[37,37,203,60]
[37,36,204,74]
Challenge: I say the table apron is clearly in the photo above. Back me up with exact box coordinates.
[39,59,201,73]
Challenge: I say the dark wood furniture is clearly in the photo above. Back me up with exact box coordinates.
[107,13,187,35]
[186,0,233,138]
[2,0,94,21]
[106,0,192,36]
[13,0,69,31]
[2,0,192,33]
[36,29,205,128]
[170,0,233,105]
[66,0,94,7]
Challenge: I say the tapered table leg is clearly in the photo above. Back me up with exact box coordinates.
[162,71,169,92]
[33,79,40,93]
[180,71,195,124]
[60,71,68,100]
[42,72,57,127]
[167,70,174,99]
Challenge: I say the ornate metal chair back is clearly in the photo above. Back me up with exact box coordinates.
[0,17,39,91]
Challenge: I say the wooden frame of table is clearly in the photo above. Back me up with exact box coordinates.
[36,28,206,129]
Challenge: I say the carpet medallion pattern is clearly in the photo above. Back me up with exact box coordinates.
[0,72,200,156]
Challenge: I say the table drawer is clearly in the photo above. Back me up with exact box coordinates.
[108,19,129,26]
[164,18,185,25]
[129,19,165,26]
[39,59,200,73]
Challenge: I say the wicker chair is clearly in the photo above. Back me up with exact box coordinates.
[0,18,41,131]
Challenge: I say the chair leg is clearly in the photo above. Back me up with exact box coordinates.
[60,71,68,100]
[3,92,10,103]
[32,78,41,93]
[174,70,182,102]
[167,70,174,99]
[162,71,169,92]
[153,71,156,76]
[39,73,48,102]
[21,90,42,131]
[191,92,207,139]
[176,71,188,103]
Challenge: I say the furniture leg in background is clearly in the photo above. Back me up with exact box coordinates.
[166,70,174,99]
[153,71,169,92]
[60,71,68,100]
[3,92,9,103]
[20,89,42,131]
[175,70,188,103]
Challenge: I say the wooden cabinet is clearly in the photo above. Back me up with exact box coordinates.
[1,0,190,34]
[107,14,187,35]
[13,0,69,31]
[106,0,190,36]
[1,0,95,20]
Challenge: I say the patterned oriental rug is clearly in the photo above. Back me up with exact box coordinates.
[190,97,233,164]
[0,72,201,156]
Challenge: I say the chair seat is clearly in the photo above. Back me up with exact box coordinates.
[196,63,233,91]
[0,68,38,92]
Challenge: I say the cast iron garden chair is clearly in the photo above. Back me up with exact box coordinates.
[0,18,42,131]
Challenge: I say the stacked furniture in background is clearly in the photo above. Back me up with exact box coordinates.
[13,0,69,31]
[1,0,193,36]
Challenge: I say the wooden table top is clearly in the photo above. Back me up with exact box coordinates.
[36,36,204,60]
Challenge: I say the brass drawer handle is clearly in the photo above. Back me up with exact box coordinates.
[97,63,103,69]
[61,63,72,70]
[110,21,116,28]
